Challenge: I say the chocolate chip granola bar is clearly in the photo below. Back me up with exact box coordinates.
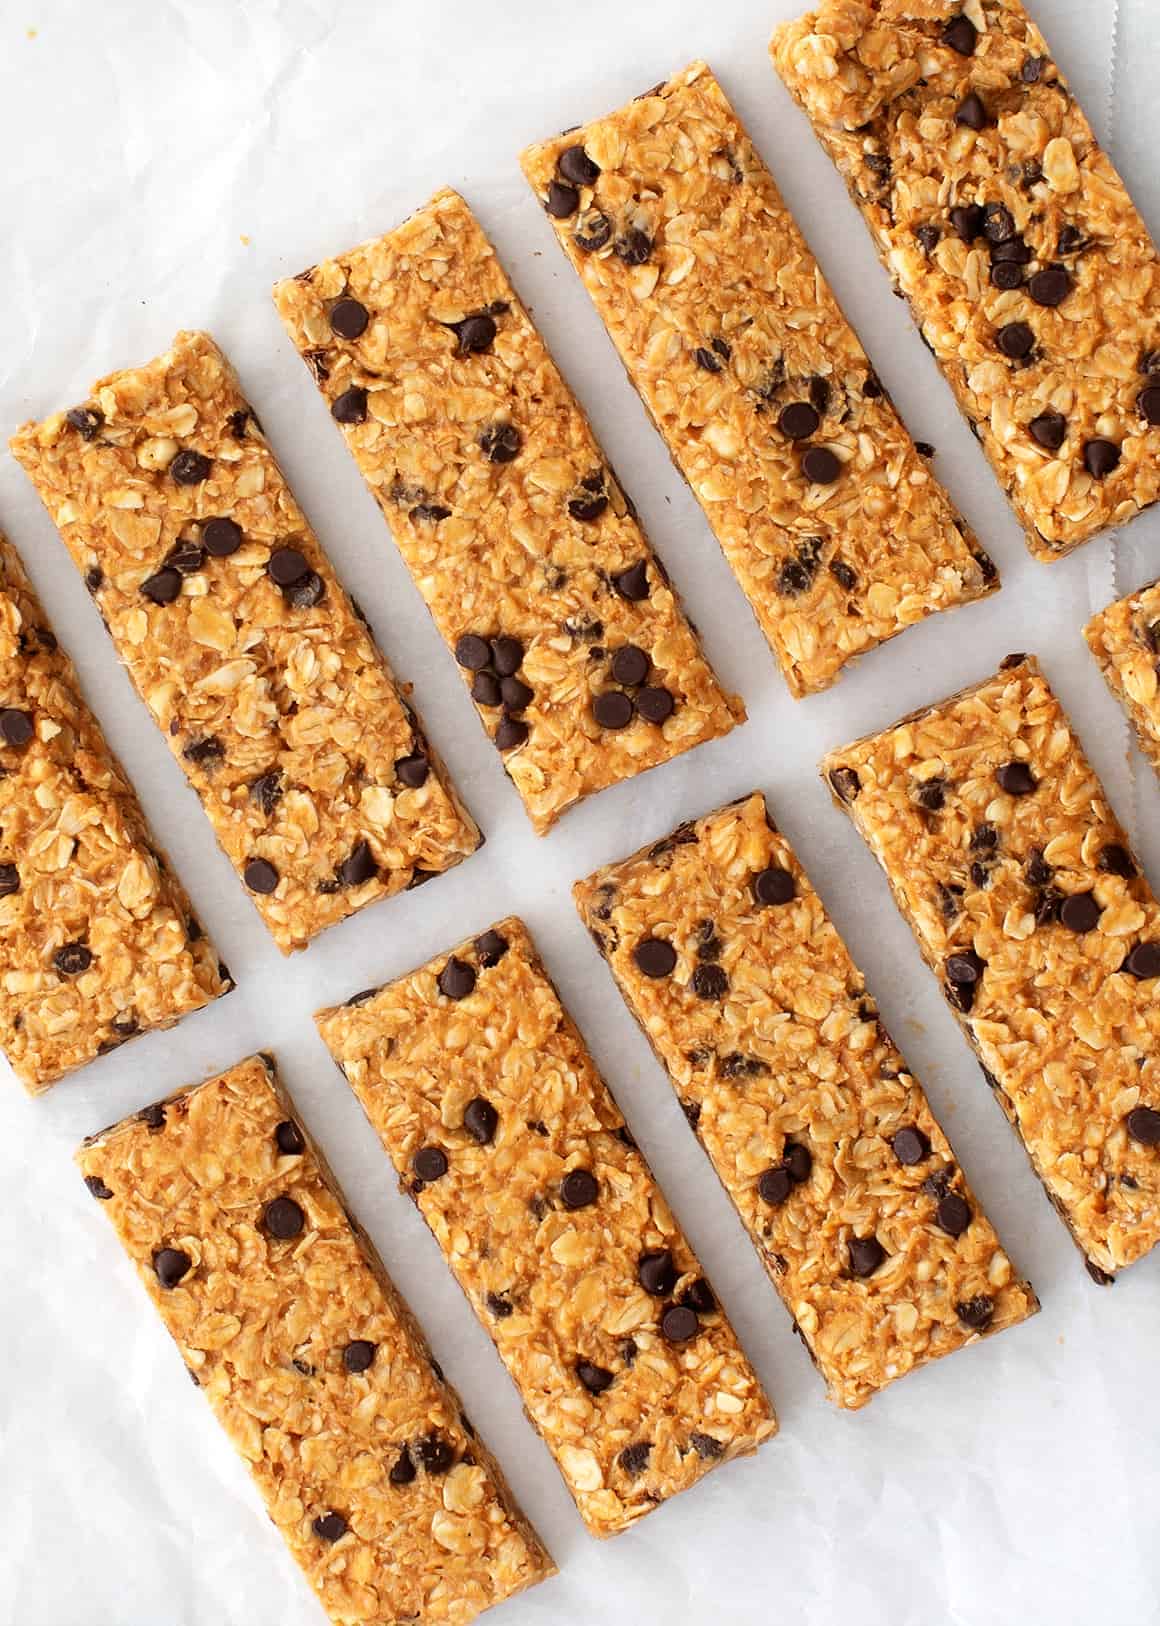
[520,60,997,698]
[273,190,744,834]
[1085,580,1160,784]
[316,918,776,1537]
[0,528,229,1090]
[772,0,1160,559]
[822,656,1160,1279]
[10,331,480,953]
[77,1054,554,1626]
[575,793,1038,1408]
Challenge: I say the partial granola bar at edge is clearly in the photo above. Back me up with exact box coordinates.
[520,60,997,699]
[822,655,1160,1279]
[273,189,744,835]
[0,529,230,1090]
[772,0,1160,560]
[10,331,480,954]
[575,792,1038,1410]
[1085,580,1160,784]
[77,1054,554,1626]
[316,917,776,1538]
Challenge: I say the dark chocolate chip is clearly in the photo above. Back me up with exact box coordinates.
[946,950,985,987]
[170,449,212,484]
[472,672,501,707]
[454,633,491,671]
[950,203,985,242]
[244,858,279,894]
[1084,438,1121,479]
[691,963,728,1000]
[1057,224,1086,254]
[416,1434,455,1474]
[991,261,1025,291]
[153,1247,192,1288]
[612,560,649,601]
[863,373,883,398]
[779,401,819,440]
[611,644,649,687]
[830,766,861,802]
[1124,942,1160,979]
[331,386,368,424]
[615,228,653,265]
[0,864,18,897]
[801,446,841,484]
[339,841,377,887]
[330,298,369,339]
[1029,411,1067,451]
[956,1295,995,1330]
[1139,386,1160,426]
[201,516,242,558]
[915,778,947,812]
[1126,1106,1160,1146]
[634,937,676,978]
[681,1278,716,1314]
[463,1096,498,1145]
[546,179,580,217]
[474,929,509,967]
[955,92,990,131]
[695,346,723,373]
[848,1236,885,1277]
[990,233,1031,264]
[575,210,613,253]
[438,957,476,1000]
[413,1146,449,1182]
[410,502,451,525]
[343,1339,376,1373]
[638,1248,677,1296]
[892,1127,930,1165]
[936,1192,972,1237]
[500,675,533,711]
[139,1103,166,1130]
[490,636,524,677]
[758,1166,792,1206]
[1025,849,1052,888]
[985,207,1017,245]
[285,570,325,609]
[141,567,183,605]
[452,314,497,354]
[577,1360,614,1394]
[275,1120,305,1156]
[84,1174,113,1200]
[915,224,941,254]
[830,558,858,591]
[250,771,284,814]
[661,1304,699,1342]
[65,405,104,439]
[495,717,528,750]
[783,1142,812,1184]
[1060,892,1101,934]
[486,1292,513,1319]
[996,322,1035,360]
[313,1512,347,1542]
[389,1451,417,1486]
[1099,844,1136,879]
[1021,54,1046,83]
[593,690,634,730]
[267,546,310,586]
[54,942,92,976]
[636,687,674,725]
[942,14,978,54]
[561,1168,599,1210]
[480,422,522,462]
[85,567,104,593]
[559,145,600,186]
[618,1441,652,1476]
[1028,264,1071,307]
[568,489,609,522]
[264,1196,305,1239]
[690,1432,723,1459]
[996,761,1036,796]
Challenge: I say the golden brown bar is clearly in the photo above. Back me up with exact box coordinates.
[772,0,1160,559]
[575,793,1038,1408]
[822,656,1160,1279]
[273,190,744,834]
[316,918,776,1536]
[1085,580,1160,782]
[77,1054,554,1626]
[520,61,997,698]
[0,529,229,1090]
[11,332,480,953]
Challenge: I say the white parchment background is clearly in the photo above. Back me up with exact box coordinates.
[1,3,1158,1622]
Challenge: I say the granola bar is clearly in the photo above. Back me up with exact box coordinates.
[821,655,1160,1279]
[574,793,1038,1408]
[316,917,776,1536]
[0,529,230,1091]
[10,332,480,953]
[272,191,744,833]
[76,1054,554,1626]
[772,1,1160,560]
[1085,580,1160,783]
[519,61,997,698]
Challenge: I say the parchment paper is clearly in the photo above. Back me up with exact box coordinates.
[1,3,1158,1623]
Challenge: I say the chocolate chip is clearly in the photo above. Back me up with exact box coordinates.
[452,314,497,354]
[339,842,377,887]
[331,386,368,424]
[634,937,676,978]
[497,675,531,713]
[285,570,325,609]
[848,1236,884,1278]
[267,546,310,586]
[416,1434,455,1474]
[892,1127,930,1165]
[1021,54,1046,83]
[389,1452,417,1486]
[1035,888,1064,927]
[495,718,528,750]
[170,449,211,484]
[1057,224,1085,254]
[615,228,653,265]
[695,346,723,373]
[490,636,524,677]
[830,559,858,591]
[681,1279,716,1315]
[1126,1106,1160,1146]
[0,706,32,753]
[395,747,426,786]
[661,1304,699,1342]
[612,560,649,600]
[946,950,984,986]
[84,1174,113,1200]
[139,1103,166,1130]
[956,1295,995,1330]
[758,1166,792,1206]
[463,1096,498,1145]
[274,1120,305,1157]
[244,858,279,894]
[85,567,103,593]
[950,203,985,242]
[690,1432,723,1459]
[996,761,1036,795]
[638,1248,677,1296]
[264,1196,305,1239]
[863,373,883,398]
[486,1292,513,1318]
[66,405,103,438]
[991,262,1025,291]
[546,179,580,217]
[801,446,840,485]
[577,1360,614,1394]
[410,502,451,525]
[313,1512,347,1542]
[593,690,634,730]
[479,423,522,462]
[330,298,369,339]
[438,957,476,1001]
[575,210,613,252]
[997,322,1035,360]
[559,145,600,186]
[691,963,728,1000]
[1139,386,1160,426]
[0,862,21,897]
[201,516,242,558]
[1084,438,1121,479]
[569,490,609,522]
[936,1192,971,1237]
[618,1441,652,1476]
[561,1169,599,1209]
[915,224,941,254]
[1029,411,1067,451]
[779,401,819,440]
[1060,892,1101,934]
[783,1142,812,1183]
[472,672,501,707]
[942,14,977,54]
[413,1146,448,1183]
[1124,943,1160,979]
[830,766,861,802]
[611,644,649,687]
[915,778,947,812]
[1028,264,1071,307]
[1025,849,1052,887]
[167,540,205,574]
[454,633,491,671]
[636,687,674,725]
[343,1339,376,1373]
[153,1247,192,1288]
[54,942,92,976]
[1099,844,1136,878]
[250,771,283,814]
[141,567,182,605]
[474,929,508,967]
[955,92,990,130]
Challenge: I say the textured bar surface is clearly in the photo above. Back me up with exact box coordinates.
[1085,580,1160,783]
[772,0,1160,559]
[317,917,776,1536]
[11,332,480,952]
[575,793,1037,1408]
[520,60,996,698]
[77,1054,553,1626]
[822,656,1160,1278]
[0,530,229,1090]
[273,190,744,834]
